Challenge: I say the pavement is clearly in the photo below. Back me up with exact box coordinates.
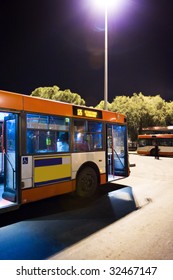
[49,153,173,260]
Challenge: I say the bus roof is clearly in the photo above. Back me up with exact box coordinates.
[0,89,126,123]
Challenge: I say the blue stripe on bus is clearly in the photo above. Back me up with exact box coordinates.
[34,176,71,187]
[34,157,62,167]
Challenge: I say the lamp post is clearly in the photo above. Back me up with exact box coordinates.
[104,2,108,110]
[93,0,126,110]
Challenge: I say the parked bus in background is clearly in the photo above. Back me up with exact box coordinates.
[0,90,129,214]
[137,126,173,156]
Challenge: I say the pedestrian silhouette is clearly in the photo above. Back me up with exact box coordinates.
[155,144,159,159]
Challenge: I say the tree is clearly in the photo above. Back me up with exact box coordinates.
[110,94,140,141]
[165,101,173,125]
[31,85,59,99]
[145,95,167,126]
[31,86,85,105]
[108,92,172,142]
[95,100,112,111]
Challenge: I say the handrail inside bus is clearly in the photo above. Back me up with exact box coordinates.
[113,148,125,168]
[4,152,15,189]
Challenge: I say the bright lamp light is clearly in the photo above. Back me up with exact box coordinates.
[93,0,127,13]
[90,0,128,110]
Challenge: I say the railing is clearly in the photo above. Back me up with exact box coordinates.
[4,152,15,190]
[113,148,125,169]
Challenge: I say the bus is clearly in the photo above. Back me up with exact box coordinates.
[0,90,129,214]
[137,126,173,156]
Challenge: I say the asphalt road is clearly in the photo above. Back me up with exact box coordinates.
[0,154,173,260]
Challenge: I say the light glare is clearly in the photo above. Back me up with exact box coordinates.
[94,0,127,13]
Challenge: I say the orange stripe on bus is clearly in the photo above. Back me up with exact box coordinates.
[23,95,73,116]
[0,90,23,110]
[21,180,75,204]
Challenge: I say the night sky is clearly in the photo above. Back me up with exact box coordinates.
[1,0,173,106]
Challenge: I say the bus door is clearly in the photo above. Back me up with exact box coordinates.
[107,124,128,179]
[2,113,19,205]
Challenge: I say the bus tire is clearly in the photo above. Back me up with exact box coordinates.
[76,166,98,198]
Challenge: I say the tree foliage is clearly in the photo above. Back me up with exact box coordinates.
[96,92,173,141]
[31,85,85,106]
[95,100,112,111]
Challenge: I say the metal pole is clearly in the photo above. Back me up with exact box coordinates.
[104,3,108,110]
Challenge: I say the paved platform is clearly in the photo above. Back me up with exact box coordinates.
[49,154,173,260]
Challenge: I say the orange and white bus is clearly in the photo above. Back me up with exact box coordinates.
[137,127,173,156]
[0,90,129,213]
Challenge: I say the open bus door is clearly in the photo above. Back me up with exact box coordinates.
[1,113,19,210]
[0,121,3,180]
[107,123,128,180]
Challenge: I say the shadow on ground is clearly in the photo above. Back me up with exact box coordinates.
[0,183,138,260]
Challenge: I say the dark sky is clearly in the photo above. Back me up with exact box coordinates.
[0,0,173,106]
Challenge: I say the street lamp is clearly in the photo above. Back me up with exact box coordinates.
[104,2,108,110]
[93,0,127,110]
[93,0,109,110]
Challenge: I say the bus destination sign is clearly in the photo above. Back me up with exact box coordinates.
[73,106,102,119]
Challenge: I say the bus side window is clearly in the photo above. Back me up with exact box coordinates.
[26,114,70,154]
[73,119,103,152]
[93,133,102,150]
[73,120,87,152]
[27,130,37,153]
[88,121,103,150]
[74,133,90,152]
[57,132,69,152]
[27,130,57,153]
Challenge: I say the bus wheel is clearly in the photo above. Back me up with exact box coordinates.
[76,167,98,198]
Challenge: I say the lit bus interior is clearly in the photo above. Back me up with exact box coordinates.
[0,112,14,208]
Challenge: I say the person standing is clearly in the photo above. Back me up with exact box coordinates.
[155,144,159,159]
